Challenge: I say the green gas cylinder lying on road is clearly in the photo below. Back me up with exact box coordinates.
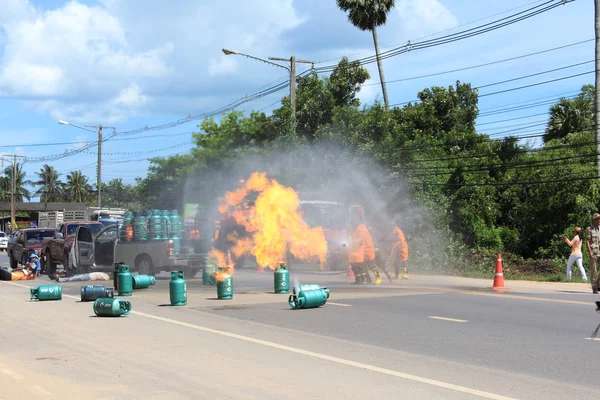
[216,268,233,300]
[117,264,133,296]
[288,286,330,309]
[274,262,290,294]
[169,270,187,306]
[93,298,131,317]
[30,285,62,301]
[203,262,216,285]
[80,285,114,302]
[132,275,156,289]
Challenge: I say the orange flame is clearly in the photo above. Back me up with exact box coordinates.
[218,172,328,270]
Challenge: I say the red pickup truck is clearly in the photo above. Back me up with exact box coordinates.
[42,221,104,275]
[8,228,56,269]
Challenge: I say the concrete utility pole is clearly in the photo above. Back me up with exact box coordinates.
[221,49,315,119]
[86,125,105,208]
[268,56,315,119]
[595,0,600,177]
[58,121,114,208]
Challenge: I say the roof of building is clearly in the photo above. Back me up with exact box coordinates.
[0,202,88,212]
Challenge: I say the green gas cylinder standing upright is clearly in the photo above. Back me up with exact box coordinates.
[120,211,133,242]
[274,262,290,294]
[168,210,182,254]
[203,260,216,285]
[169,270,187,306]
[216,267,233,300]
[132,211,148,241]
[148,210,165,241]
[117,264,133,296]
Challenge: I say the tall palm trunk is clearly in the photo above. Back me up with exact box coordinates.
[371,26,389,109]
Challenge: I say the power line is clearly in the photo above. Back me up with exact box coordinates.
[316,0,569,73]
[362,39,593,87]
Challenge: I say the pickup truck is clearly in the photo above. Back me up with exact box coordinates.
[72,224,205,277]
[8,228,56,269]
[42,221,105,275]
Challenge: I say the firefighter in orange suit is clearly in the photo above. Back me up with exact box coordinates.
[348,214,370,284]
[387,221,409,279]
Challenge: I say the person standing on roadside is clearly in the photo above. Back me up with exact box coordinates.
[562,227,587,282]
[585,213,600,293]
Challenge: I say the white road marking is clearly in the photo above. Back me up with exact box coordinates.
[31,386,54,397]
[584,337,600,341]
[328,302,352,307]
[428,316,468,323]
[0,361,24,381]
[4,282,514,399]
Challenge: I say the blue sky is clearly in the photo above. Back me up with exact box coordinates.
[0,0,593,200]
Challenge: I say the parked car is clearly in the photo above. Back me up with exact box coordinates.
[7,228,56,269]
[0,231,7,252]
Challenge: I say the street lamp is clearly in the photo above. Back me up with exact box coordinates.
[58,120,115,208]
[221,48,315,119]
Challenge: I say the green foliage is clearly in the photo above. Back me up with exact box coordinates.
[34,164,63,202]
[64,170,92,203]
[131,57,599,278]
[336,0,396,31]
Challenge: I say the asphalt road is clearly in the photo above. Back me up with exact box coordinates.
[1,252,599,400]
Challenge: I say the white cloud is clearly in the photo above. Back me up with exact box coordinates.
[208,56,238,77]
[0,0,303,122]
[395,0,458,38]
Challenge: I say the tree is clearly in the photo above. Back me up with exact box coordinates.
[337,0,395,109]
[34,164,63,202]
[102,178,136,209]
[3,165,31,201]
[64,171,92,203]
[273,57,370,140]
[544,84,594,143]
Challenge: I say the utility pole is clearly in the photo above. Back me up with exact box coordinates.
[85,124,114,208]
[268,56,315,119]
[595,0,600,177]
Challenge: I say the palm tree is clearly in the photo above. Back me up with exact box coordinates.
[0,176,10,201]
[337,0,395,109]
[544,86,594,143]
[3,165,31,201]
[64,170,92,203]
[34,164,63,202]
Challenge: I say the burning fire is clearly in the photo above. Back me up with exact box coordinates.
[218,172,327,270]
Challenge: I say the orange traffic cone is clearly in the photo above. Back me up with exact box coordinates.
[492,254,509,291]
[346,266,355,280]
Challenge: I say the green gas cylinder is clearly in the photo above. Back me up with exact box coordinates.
[132,274,156,289]
[168,210,182,254]
[274,262,290,294]
[80,285,114,302]
[288,286,330,309]
[113,262,123,289]
[132,211,148,241]
[216,268,233,300]
[148,210,165,241]
[93,298,131,317]
[203,262,216,285]
[120,211,133,241]
[30,285,62,301]
[169,270,187,306]
[117,264,133,296]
